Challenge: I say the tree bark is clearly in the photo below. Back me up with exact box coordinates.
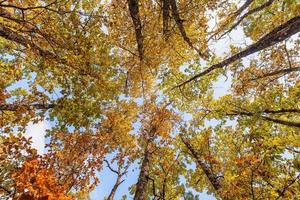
[127,0,144,61]
[107,175,124,200]
[134,148,150,200]
[180,134,222,191]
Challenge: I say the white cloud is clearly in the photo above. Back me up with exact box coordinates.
[25,120,49,155]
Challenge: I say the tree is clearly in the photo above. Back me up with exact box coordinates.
[1,0,299,199]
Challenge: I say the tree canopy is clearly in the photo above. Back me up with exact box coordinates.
[0,0,299,199]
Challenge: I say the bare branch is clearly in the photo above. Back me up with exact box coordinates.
[275,174,300,200]
[104,159,119,175]
[234,0,255,16]
[261,108,300,114]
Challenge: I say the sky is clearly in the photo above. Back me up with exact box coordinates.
[25,121,49,155]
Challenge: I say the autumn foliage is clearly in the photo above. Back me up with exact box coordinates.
[13,159,71,200]
[0,0,299,199]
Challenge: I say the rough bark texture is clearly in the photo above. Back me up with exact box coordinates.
[180,134,222,191]
[134,147,151,200]
[176,15,300,88]
[128,0,144,61]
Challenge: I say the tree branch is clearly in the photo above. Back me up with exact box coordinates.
[249,67,300,81]
[0,22,100,78]
[170,0,207,58]
[228,110,300,128]
[104,159,119,175]
[218,0,275,39]
[147,175,158,199]
[0,103,55,111]
[234,0,255,16]
[0,1,58,11]
[0,22,59,59]
[275,174,300,200]
[175,15,300,88]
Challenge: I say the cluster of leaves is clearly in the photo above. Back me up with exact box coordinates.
[13,159,71,200]
[0,134,72,199]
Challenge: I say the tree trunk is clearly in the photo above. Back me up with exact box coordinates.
[107,175,123,200]
[134,148,151,200]
[127,0,144,61]
[180,134,222,190]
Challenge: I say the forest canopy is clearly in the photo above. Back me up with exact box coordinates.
[0,0,299,199]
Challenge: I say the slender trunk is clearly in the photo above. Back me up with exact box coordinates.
[104,159,127,200]
[180,134,222,190]
[107,175,123,200]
